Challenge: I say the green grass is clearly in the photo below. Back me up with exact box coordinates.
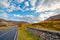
[18,27,41,40]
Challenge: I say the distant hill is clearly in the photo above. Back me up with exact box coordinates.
[0,19,8,27]
[0,19,29,27]
[6,20,29,25]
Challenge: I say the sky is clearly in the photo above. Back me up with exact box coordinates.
[0,0,60,23]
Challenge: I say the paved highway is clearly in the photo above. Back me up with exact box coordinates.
[0,26,18,40]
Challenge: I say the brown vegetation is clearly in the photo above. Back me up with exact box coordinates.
[29,19,60,32]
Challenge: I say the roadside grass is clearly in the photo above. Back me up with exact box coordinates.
[18,27,41,40]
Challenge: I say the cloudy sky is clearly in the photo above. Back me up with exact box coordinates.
[0,0,60,23]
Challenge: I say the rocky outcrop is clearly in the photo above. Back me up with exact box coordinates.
[26,27,60,40]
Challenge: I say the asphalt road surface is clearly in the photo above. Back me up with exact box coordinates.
[0,26,18,40]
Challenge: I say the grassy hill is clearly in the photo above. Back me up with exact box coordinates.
[29,19,60,32]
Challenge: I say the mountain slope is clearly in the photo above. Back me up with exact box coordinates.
[29,14,60,32]
[48,14,60,20]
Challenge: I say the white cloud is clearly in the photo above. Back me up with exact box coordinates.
[25,1,29,7]
[30,0,44,11]
[30,0,37,11]
[25,15,34,17]
[0,0,24,12]
[30,0,37,7]
[17,0,24,3]
[36,5,48,12]
[3,13,8,18]
[15,5,24,12]
[0,0,16,12]
[30,7,35,10]
[7,5,16,12]
[0,0,10,8]
[0,11,8,19]
[10,5,15,10]
[14,14,23,17]
[14,14,20,17]
[24,8,30,11]
[36,0,60,12]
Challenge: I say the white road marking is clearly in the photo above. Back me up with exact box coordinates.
[0,27,15,37]
[14,29,17,40]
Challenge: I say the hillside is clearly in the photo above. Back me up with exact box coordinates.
[47,14,60,20]
[0,19,29,27]
[29,14,60,32]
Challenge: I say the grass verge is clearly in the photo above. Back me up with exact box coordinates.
[18,27,41,40]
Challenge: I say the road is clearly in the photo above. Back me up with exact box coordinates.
[0,26,18,40]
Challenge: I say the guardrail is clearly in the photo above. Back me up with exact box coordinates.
[26,27,60,40]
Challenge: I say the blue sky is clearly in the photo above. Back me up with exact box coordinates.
[0,0,60,23]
